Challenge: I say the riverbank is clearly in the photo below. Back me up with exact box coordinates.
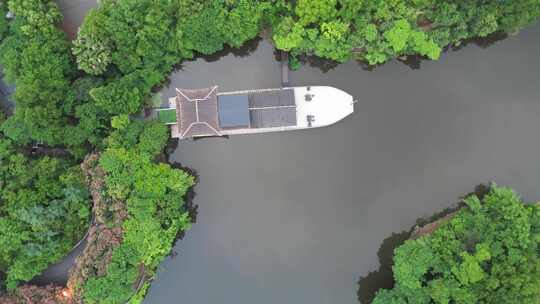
[367,186,540,303]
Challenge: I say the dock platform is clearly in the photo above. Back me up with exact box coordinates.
[281,52,290,87]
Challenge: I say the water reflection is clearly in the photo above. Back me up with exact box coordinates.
[295,55,341,73]
[357,231,409,304]
[452,32,509,51]
[159,38,265,93]
[401,32,510,70]
[199,38,262,63]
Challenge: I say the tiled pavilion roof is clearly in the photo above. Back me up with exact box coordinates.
[175,86,222,138]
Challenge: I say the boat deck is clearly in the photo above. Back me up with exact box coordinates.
[247,88,295,108]
[164,86,354,139]
[250,107,296,128]
[221,89,297,129]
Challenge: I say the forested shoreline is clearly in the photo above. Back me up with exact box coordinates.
[0,0,539,303]
[0,1,197,302]
[372,186,540,304]
[273,0,540,64]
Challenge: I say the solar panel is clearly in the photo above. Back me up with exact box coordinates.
[218,94,250,128]
[250,108,297,128]
[248,89,295,108]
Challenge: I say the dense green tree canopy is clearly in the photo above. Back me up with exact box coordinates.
[0,2,8,42]
[372,186,540,304]
[71,0,277,122]
[0,0,129,155]
[0,137,90,290]
[74,0,274,74]
[0,1,94,292]
[272,0,540,65]
[0,0,75,145]
[82,120,194,304]
[0,0,539,302]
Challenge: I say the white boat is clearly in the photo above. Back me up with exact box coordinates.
[158,86,354,139]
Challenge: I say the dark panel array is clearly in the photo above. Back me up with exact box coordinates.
[248,89,295,108]
[250,107,297,128]
[217,94,250,128]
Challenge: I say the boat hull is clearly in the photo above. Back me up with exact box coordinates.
[220,86,354,136]
[166,86,355,139]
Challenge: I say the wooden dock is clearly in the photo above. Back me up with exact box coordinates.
[281,51,290,87]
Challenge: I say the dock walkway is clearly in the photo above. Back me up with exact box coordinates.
[281,52,290,87]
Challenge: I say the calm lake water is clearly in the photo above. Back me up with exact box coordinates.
[46,2,540,303]
[148,27,540,304]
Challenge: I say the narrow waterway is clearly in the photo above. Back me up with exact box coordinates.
[0,68,14,112]
[55,0,97,39]
[27,2,540,303]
